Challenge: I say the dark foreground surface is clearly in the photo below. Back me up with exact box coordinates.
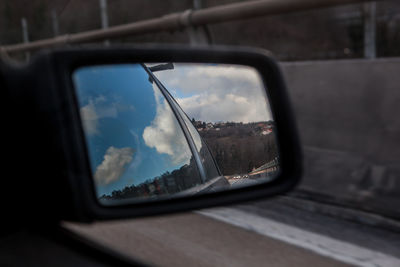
[67,213,350,267]
[66,197,400,267]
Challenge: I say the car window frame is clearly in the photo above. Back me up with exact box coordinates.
[154,68,222,180]
[142,64,209,183]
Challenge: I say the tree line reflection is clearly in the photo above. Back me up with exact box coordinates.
[100,120,279,202]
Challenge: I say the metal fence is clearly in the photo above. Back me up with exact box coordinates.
[0,0,376,56]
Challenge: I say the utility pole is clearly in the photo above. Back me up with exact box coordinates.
[21,17,30,60]
[21,18,29,44]
[99,0,110,46]
[363,1,376,59]
[187,0,211,46]
[51,9,60,37]
[193,0,203,10]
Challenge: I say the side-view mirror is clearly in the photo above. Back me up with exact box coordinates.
[3,45,301,222]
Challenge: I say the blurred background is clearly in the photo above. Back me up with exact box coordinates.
[2,0,400,59]
[1,0,399,227]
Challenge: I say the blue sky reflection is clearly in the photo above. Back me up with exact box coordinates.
[73,64,193,197]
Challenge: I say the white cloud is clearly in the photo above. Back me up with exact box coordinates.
[142,83,192,165]
[156,64,260,95]
[79,95,132,136]
[80,100,99,135]
[94,146,134,186]
[176,93,269,123]
[154,64,272,123]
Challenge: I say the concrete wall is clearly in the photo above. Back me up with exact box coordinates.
[280,59,400,218]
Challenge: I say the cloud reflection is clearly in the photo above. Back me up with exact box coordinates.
[154,64,272,123]
[142,83,192,165]
[94,146,134,185]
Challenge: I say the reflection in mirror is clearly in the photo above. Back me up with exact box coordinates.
[72,63,280,206]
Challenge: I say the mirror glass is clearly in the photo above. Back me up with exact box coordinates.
[72,63,280,206]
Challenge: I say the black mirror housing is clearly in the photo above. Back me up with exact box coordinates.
[2,45,302,222]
